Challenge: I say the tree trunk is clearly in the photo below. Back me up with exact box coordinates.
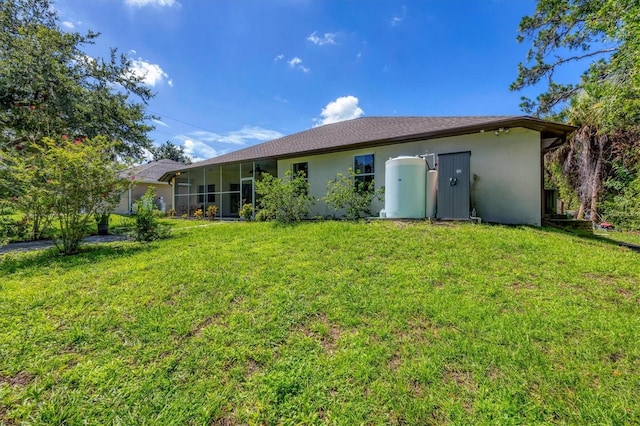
[577,202,586,220]
[589,134,607,224]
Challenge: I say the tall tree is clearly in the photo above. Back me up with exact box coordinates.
[0,0,154,159]
[512,0,640,223]
[0,0,157,241]
[511,0,639,119]
[150,141,192,164]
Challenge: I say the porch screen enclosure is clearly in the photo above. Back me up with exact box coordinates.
[173,160,277,217]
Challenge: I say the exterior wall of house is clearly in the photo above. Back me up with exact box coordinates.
[113,183,173,214]
[278,127,542,225]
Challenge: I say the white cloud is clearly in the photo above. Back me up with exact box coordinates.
[141,147,154,163]
[307,31,338,46]
[222,127,284,144]
[189,127,284,146]
[314,96,364,127]
[179,138,220,162]
[125,0,179,6]
[390,6,407,27]
[287,57,309,73]
[274,54,284,62]
[62,21,74,29]
[152,118,169,128]
[288,57,302,67]
[129,58,171,87]
[173,126,284,162]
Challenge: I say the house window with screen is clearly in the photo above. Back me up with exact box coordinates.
[293,162,308,180]
[354,154,374,186]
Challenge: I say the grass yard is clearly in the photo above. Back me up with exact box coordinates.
[596,229,640,247]
[1,221,639,424]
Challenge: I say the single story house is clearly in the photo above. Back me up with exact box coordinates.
[158,116,576,226]
[114,159,183,214]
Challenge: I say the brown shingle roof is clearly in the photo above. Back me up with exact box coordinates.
[125,159,183,183]
[159,116,576,181]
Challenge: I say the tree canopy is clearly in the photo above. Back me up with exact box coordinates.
[513,0,640,226]
[511,0,640,122]
[0,0,155,159]
[150,141,192,164]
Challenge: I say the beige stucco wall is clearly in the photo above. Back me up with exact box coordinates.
[278,127,542,225]
[113,183,173,214]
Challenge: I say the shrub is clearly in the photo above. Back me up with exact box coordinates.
[254,209,271,222]
[601,173,640,230]
[0,201,12,247]
[206,205,218,220]
[324,168,385,220]
[254,171,314,224]
[1,136,128,253]
[0,215,32,244]
[133,187,170,241]
[240,203,253,221]
[193,208,204,220]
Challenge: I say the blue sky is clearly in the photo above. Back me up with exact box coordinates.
[54,0,569,162]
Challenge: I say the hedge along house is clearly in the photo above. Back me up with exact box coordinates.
[158,116,575,226]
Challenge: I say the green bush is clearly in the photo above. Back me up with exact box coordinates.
[2,136,128,253]
[255,171,314,224]
[133,187,171,241]
[240,203,253,221]
[324,168,384,220]
[206,205,218,220]
[601,173,640,230]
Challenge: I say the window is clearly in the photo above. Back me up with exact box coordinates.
[207,184,215,202]
[197,185,205,203]
[354,154,375,186]
[293,162,308,179]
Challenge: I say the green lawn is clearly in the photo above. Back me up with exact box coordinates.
[1,221,639,424]
[596,229,640,246]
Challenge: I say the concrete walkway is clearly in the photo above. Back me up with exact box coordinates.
[0,234,130,255]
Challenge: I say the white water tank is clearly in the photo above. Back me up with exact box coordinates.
[385,156,427,218]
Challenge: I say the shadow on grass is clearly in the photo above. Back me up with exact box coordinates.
[538,224,640,253]
[0,241,154,275]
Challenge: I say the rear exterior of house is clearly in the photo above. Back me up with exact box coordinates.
[158,116,575,226]
[114,159,183,214]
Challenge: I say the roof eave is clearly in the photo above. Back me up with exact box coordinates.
[157,116,577,181]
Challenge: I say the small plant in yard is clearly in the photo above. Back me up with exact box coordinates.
[324,167,385,220]
[193,208,204,220]
[167,208,176,218]
[240,203,253,221]
[133,187,170,241]
[254,209,270,221]
[181,213,188,219]
[255,171,314,224]
[206,204,218,220]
